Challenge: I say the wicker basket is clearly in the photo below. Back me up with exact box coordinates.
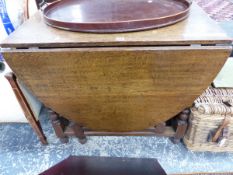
[183,87,233,152]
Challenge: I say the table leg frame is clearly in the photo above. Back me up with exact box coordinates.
[48,109,190,144]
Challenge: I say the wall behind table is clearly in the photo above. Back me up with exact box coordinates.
[0,0,37,122]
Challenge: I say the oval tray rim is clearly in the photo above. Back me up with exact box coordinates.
[43,0,192,33]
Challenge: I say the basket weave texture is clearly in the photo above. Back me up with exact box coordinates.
[184,87,233,152]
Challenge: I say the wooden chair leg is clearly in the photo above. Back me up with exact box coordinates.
[5,72,48,145]
[49,111,69,143]
[171,109,189,144]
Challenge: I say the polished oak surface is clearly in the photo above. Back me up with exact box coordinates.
[0,3,230,48]
[43,0,190,32]
[3,47,231,131]
[1,2,231,132]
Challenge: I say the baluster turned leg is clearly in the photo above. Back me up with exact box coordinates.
[68,121,87,144]
[154,122,166,134]
[171,109,190,144]
[49,111,69,143]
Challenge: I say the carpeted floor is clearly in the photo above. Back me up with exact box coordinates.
[1,1,233,175]
[1,108,233,175]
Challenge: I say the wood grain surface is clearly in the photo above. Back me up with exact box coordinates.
[3,46,231,131]
[0,3,231,48]
[1,1,231,132]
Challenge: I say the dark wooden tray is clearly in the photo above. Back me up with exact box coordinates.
[43,0,191,33]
